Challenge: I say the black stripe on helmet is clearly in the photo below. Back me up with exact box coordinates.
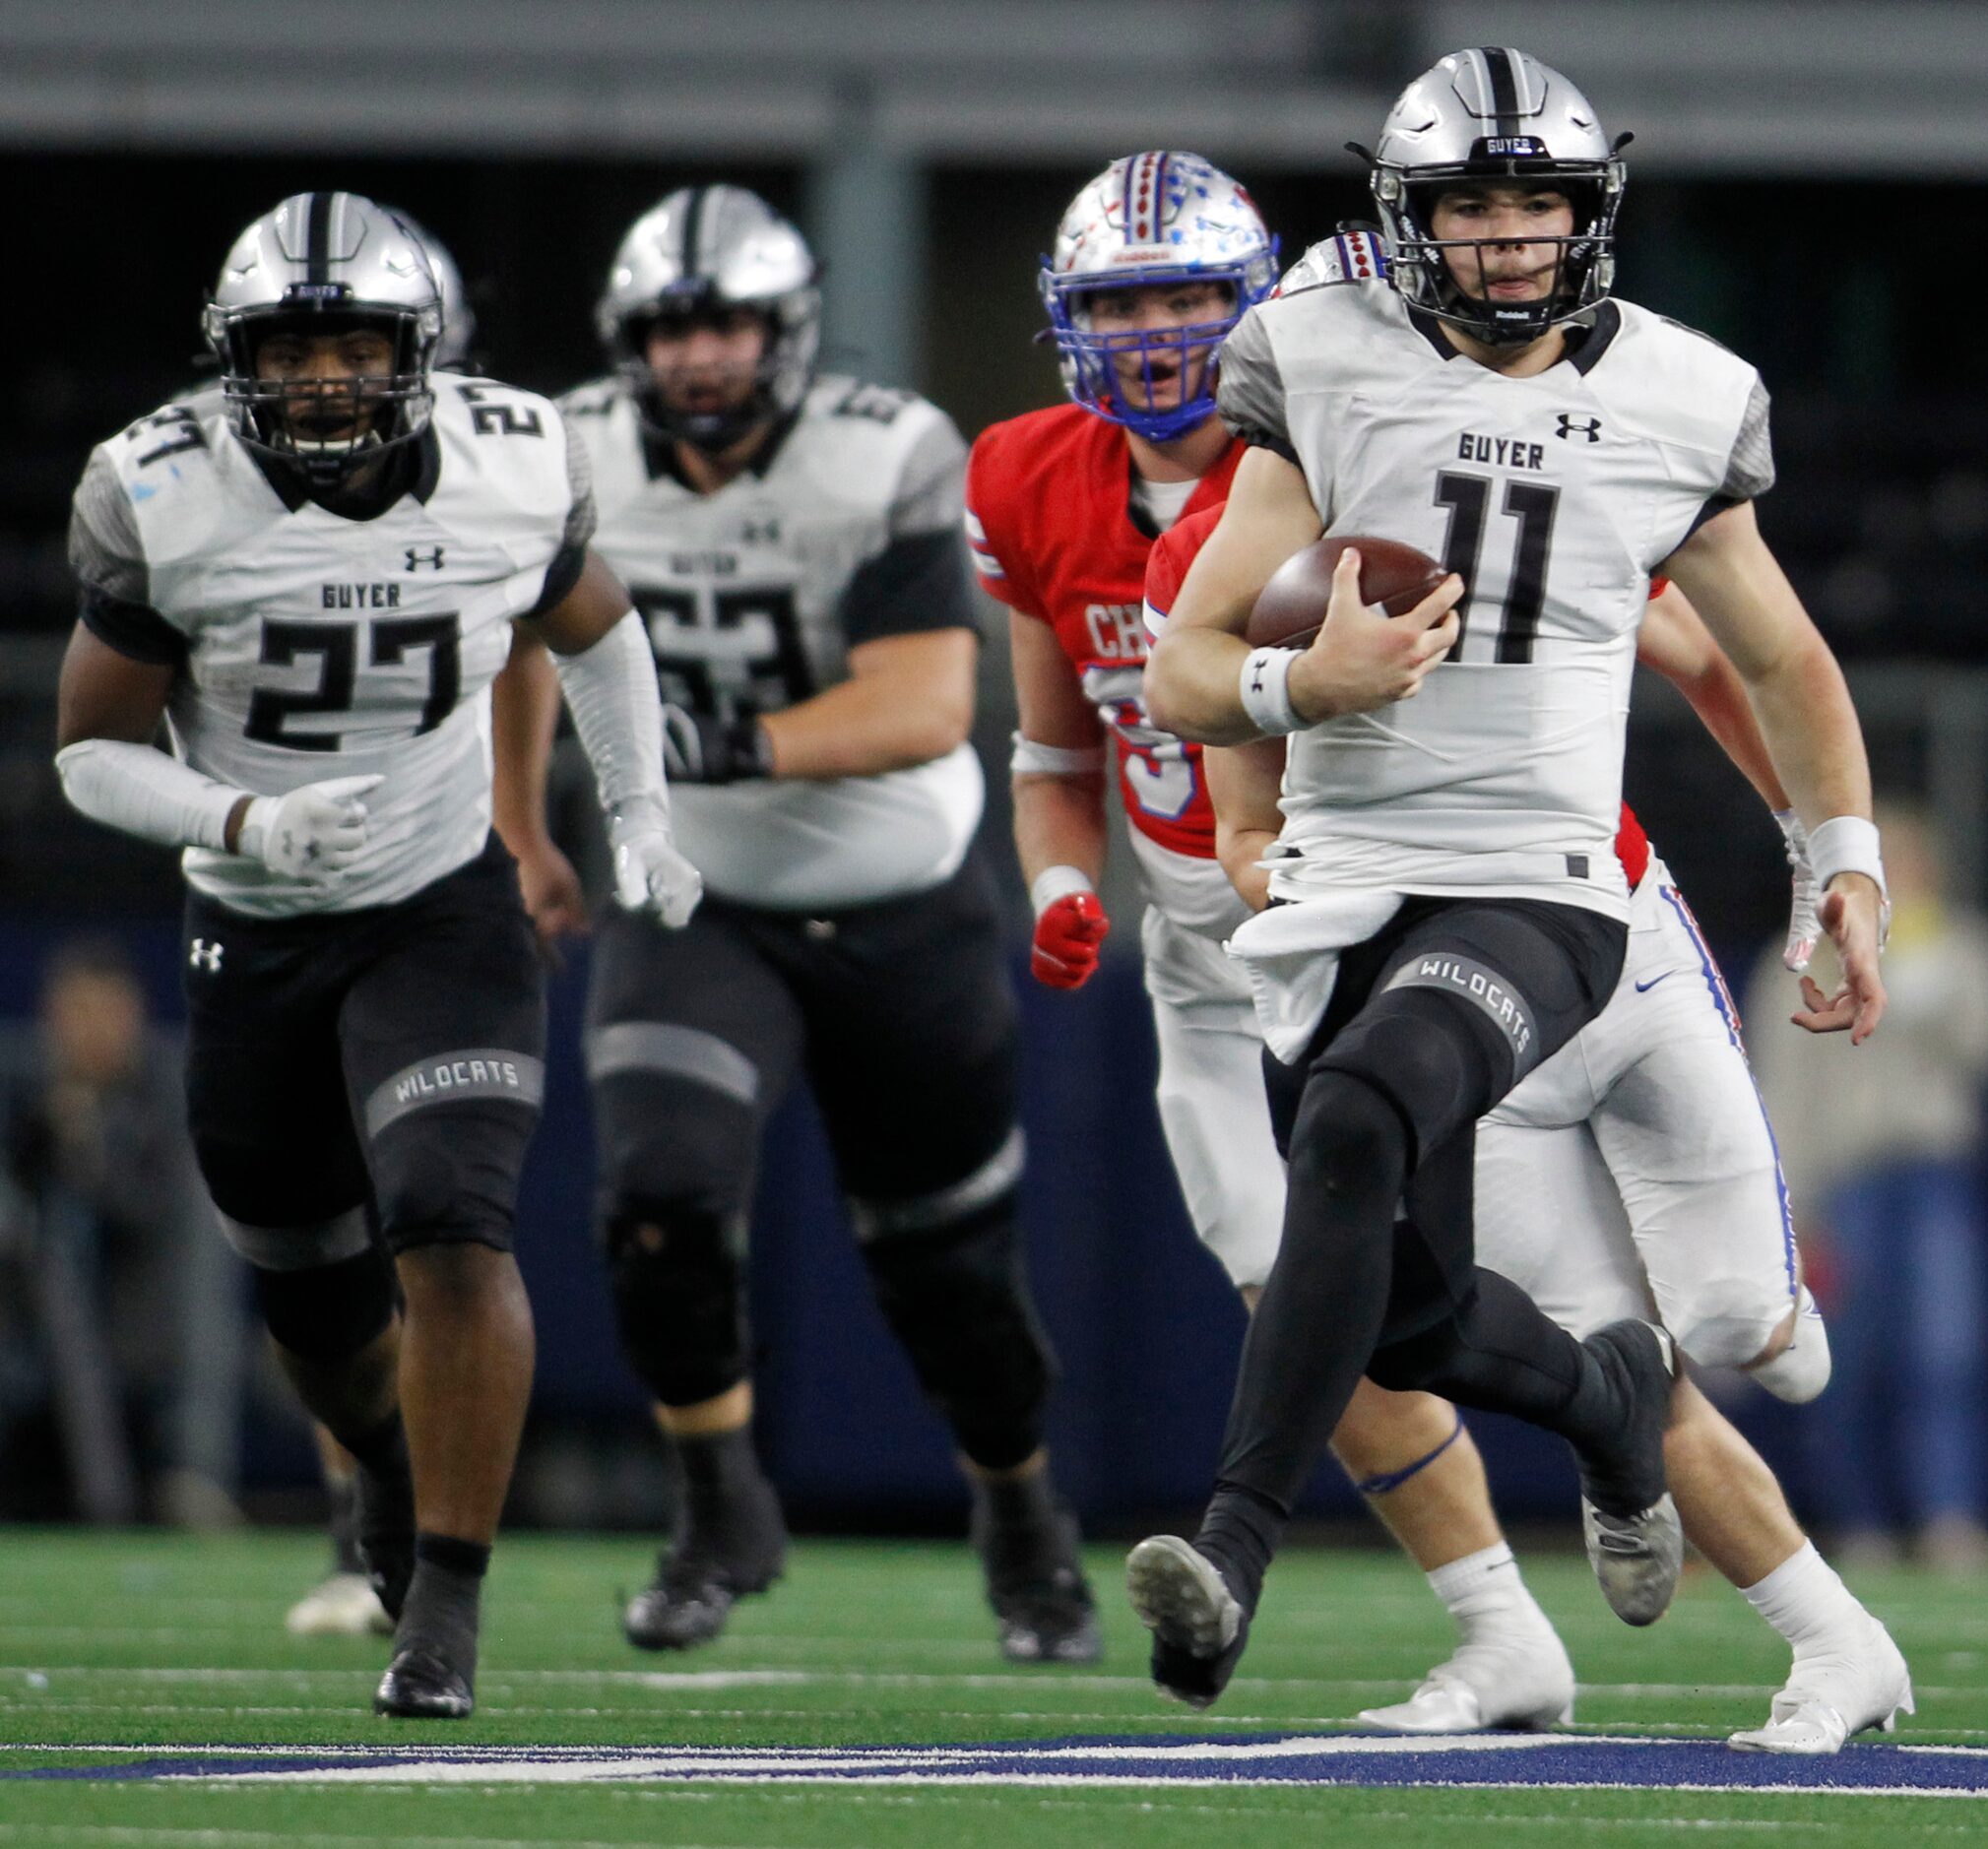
[305,190,334,286]
[1480,46,1522,139]
[680,186,709,286]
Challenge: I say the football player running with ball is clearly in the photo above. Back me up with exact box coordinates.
[975,155,1581,1731]
[1133,50,1888,1707]
[494,188,1097,1664]
[1150,482,1910,1746]
[56,193,699,1718]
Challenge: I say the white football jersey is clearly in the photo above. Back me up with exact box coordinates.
[1220,274,1773,921]
[562,372,983,911]
[69,373,589,916]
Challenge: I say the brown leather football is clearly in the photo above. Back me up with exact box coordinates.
[1247,535,1451,650]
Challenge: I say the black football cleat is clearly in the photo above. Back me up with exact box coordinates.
[1125,1535,1249,1708]
[623,1477,788,1652]
[1575,1319,1683,1626]
[374,1645,474,1719]
[972,1491,1102,1665]
[353,1451,417,1624]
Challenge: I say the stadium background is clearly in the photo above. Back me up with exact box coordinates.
[3,0,1984,1538]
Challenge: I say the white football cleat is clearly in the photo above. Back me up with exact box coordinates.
[286,1570,393,1637]
[1359,1622,1574,1733]
[1359,1626,1575,1733]
[1729,1617,1914,1754]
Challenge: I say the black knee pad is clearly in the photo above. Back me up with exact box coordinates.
[1313,988,1504,1168]
[254,1244,397,1363]
[371,1100,537,1255]
[860,1194,1054,1473]
[1286,1067,1411,1216]
[604,1206,750,1408]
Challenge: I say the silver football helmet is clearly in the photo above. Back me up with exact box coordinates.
[381,209,477,368]
[1041,152,1277,443]
[1362,47,1629,346]
[204,191,443,484]
[597,185,821,452]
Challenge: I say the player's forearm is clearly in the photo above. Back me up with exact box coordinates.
[1144,628,1264,745]
[1218,825,1278,912]
[54,737,243,853]
[1012,773,1110,889]
[490,627,562,850]
[1671,651,1791,813]
[761,671,971,779]
[1740,634,1873,829]
[551,608,672,818]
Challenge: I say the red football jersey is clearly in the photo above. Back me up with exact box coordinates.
[967,404,1243,858]
[1142,506,1653,889]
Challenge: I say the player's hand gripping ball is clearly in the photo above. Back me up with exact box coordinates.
[1247,535,1450,651]
[1032,891,1111,989]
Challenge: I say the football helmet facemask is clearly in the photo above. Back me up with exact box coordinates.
[597,186,821,454]
[1041,152,1278,444]
[1360,47,1629,348]
[204,191,443,485]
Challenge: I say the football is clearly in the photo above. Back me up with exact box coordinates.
[1246,535,1451,651]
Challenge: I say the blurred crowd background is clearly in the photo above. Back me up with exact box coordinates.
[3,0,1986,1557]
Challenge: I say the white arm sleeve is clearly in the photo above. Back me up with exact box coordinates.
[55,737,242,852]
[551,608,670,815]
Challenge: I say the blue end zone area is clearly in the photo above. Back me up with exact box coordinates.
[12,1734,1988,1795]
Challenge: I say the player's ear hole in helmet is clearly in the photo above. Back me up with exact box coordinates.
[1039,151,1278,443]
[597,185,822,455]
[204,191,443,487]
[1355,46,1631,349]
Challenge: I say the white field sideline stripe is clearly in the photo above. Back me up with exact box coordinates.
[171,1769,1988,1798]
[25,1666,1956,1699]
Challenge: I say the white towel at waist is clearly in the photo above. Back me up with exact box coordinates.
[1224,891,1405,1063]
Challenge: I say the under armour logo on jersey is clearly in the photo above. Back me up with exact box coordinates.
[405,545,446,571]
[1555,414,1603,443]
[189,938,224,974]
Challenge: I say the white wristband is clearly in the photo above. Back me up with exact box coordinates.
[1239,648,1303,735]
[1030,865,1095,916]
[1010,732,1107,777]
[1807,815,1887,898]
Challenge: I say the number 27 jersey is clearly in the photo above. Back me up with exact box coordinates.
[67,376,589,917]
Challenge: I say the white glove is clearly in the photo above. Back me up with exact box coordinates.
[1774,809,1821,973]
[236,775,383,882]
[610,797,702,928]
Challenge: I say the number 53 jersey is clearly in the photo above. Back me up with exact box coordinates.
[562,372,985,912]
[67,375,591,917]
[1218,276,1775,923]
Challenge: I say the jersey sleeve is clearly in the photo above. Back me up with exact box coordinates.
[68,448,186,667]
[1142,507,1216,638]
[1215,306,1297,466]
[531,412,598,615]
[840,407,980,646]
[1720,377,1775,504]
[962,430,1047,619]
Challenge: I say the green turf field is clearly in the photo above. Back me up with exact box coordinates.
[1,1529,1984,1846]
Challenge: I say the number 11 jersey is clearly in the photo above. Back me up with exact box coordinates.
[1218,273,1773,921]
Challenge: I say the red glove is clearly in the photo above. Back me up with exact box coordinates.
[1032,890,1111,989]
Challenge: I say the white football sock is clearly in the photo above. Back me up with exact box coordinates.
[1742,1540,1868,1654]
[1428,1542,1548,1640]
